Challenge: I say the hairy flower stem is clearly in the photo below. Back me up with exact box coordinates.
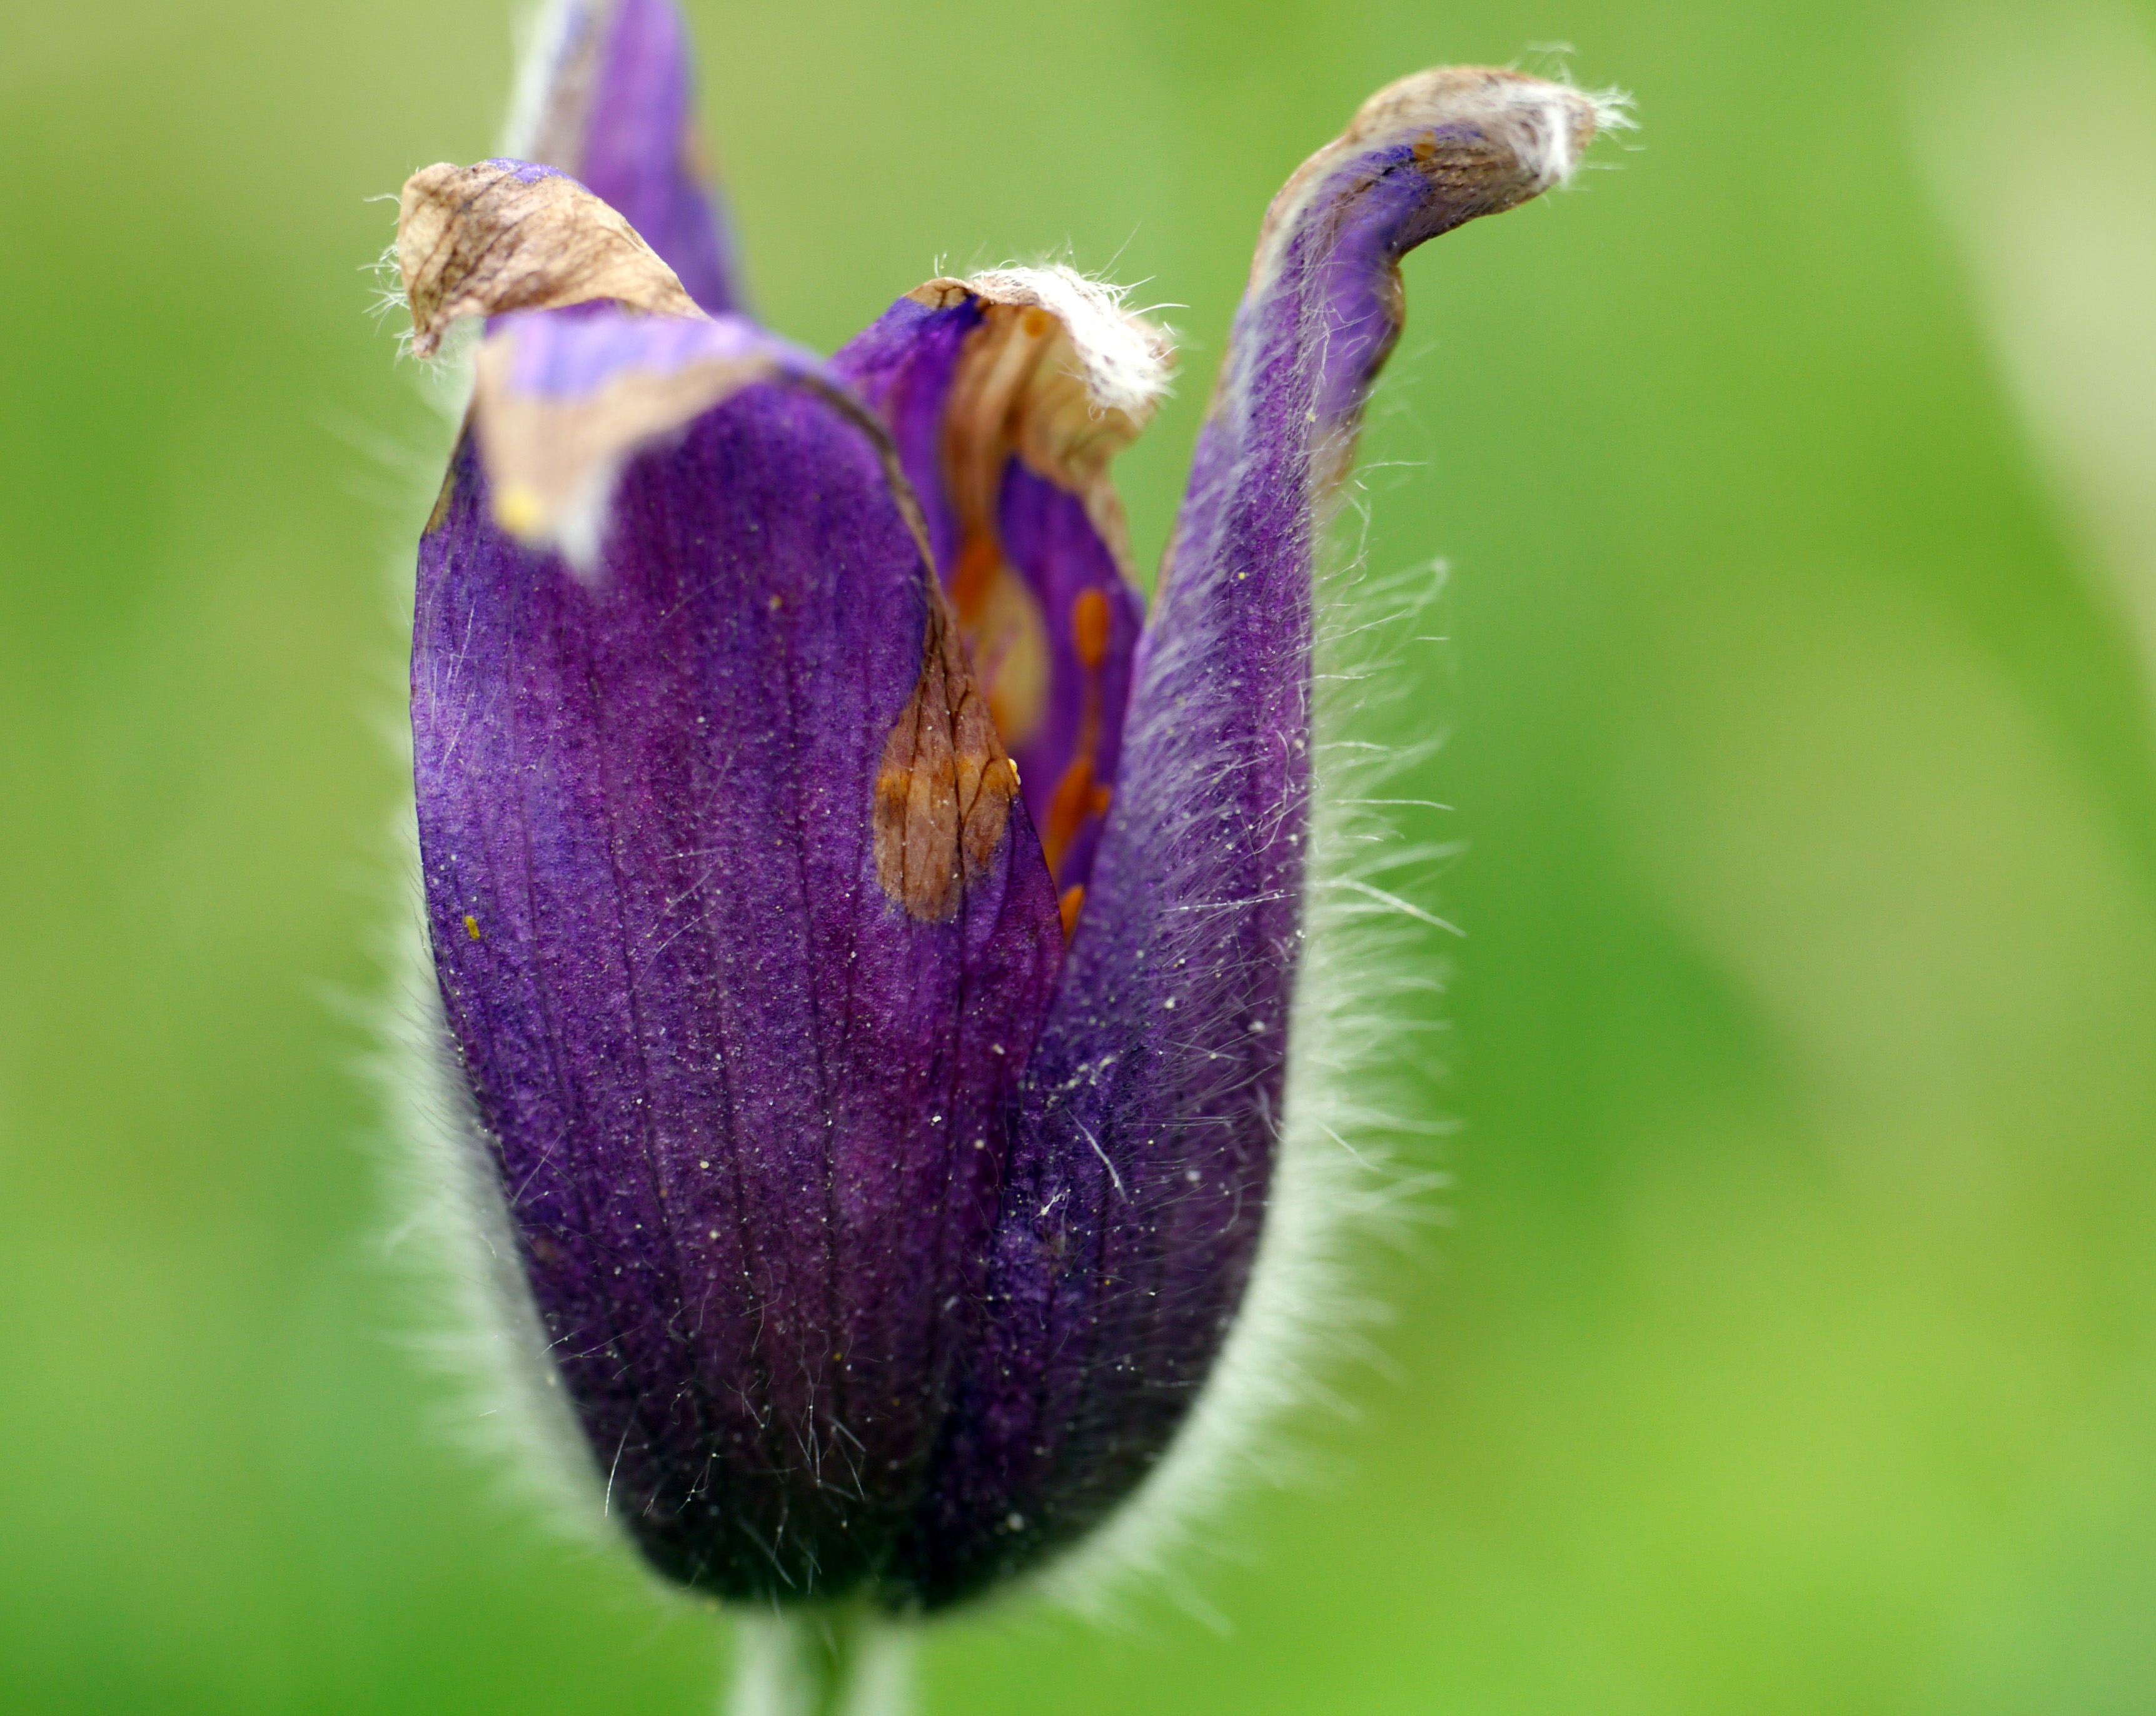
[729,1605,910,1716]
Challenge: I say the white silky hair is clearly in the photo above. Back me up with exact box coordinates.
[1538,81,1636,185]
[357,252,626,1558]
[352,29,626,1535]
[960,263,1176,421]
[371,881,623,1542]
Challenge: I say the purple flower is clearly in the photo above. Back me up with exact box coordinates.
[396,0,1611,1612]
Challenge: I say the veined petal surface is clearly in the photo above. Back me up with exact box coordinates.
[414,301,1065,1596]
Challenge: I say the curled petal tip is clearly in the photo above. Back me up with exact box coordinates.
[397,158,696,357]
[1227,66,1627,470]
[1342,64,1629,187]
[398,158,895,569]
[1257,66,1626,287]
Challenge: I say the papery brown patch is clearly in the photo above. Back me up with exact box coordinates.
[874,598,1019,922]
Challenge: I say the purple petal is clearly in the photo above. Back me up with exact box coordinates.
[897,70,1609,1605]
[414,314,1064,1596]
[508,0,743,314]
[833,272,1169,909]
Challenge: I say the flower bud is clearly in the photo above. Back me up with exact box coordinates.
[395,4,1616,1612]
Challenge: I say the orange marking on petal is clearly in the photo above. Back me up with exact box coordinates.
[1059,884,1086,939]
[1040,753,1096,879]
[1070,587,1111,671]
[949,537,1050,750]
[949,534,1002,623]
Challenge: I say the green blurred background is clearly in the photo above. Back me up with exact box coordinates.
[7,0,2156,1710]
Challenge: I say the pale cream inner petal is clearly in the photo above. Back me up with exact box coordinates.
[903,270,1171,755]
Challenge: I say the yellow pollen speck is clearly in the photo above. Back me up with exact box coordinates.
[491,485,546,537]
[463,914,482,941]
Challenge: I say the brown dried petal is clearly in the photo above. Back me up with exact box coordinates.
[398,159,698,357]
